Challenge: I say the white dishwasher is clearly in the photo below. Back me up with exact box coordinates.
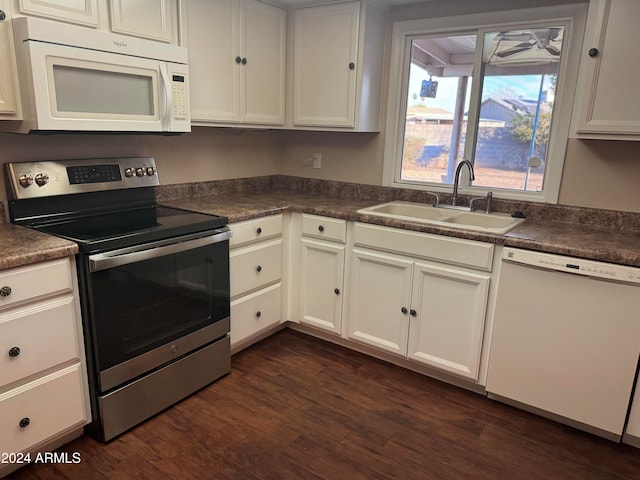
[486,247,640,440]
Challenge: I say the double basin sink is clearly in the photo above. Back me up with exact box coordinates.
[357,201,525,234]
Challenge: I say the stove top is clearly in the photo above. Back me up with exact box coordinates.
[32,205,228,253]
[5,158,228,254]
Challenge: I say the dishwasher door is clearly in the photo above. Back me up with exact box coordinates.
[486,248,640,439]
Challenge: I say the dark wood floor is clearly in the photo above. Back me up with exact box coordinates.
[9,329,640,479]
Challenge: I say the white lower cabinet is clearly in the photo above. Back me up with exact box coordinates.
[229,214,285,350]
[347,223,492,381]
[296,214,347,335]
[348,249,412,355]
[407,262,489,379]
[0,257,89,477]
[299,238,345,335]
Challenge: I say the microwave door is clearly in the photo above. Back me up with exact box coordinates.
[23,40,165,132]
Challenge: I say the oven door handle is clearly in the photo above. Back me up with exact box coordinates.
[88,230,232,272]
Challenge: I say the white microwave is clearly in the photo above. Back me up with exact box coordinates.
[2,16,190,134]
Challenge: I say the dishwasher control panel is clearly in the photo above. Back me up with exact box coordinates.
[503,248,640,284]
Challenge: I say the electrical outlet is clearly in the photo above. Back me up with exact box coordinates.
[312,153,322,169]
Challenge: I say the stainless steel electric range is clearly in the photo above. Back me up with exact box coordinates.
[4,158,232,441]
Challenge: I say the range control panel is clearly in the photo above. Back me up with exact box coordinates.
[5,157,159,200]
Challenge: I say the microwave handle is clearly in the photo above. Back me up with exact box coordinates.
[159,63,172,131]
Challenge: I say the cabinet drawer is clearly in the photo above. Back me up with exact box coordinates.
[0,364,86,454]
[230,239,282,298]
[230,214,283,248]
[230,283,281,347]
[302,214,346,243]
[354,223,494,271]
[0,295,79,390]
[0,258,73,310]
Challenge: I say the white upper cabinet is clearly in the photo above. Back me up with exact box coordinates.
[181,0,285,126]
[0,1,21,118]
[17,0,98,26]
[290,1,386,131]
[109,0,176,43]
[572,0,640,139]
[13,0,179,43]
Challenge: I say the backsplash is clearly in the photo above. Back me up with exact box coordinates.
[155,175,640,233]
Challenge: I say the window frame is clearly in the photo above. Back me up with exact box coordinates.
[382,4,588,203]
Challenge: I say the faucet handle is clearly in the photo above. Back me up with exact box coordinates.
[426,191,439,206]
[469,196,484,212]
[485,191,493,214]
[469,191,493,213]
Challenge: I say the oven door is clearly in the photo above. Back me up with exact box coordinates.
[86,229,231,392]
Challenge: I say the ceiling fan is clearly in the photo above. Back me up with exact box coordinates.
[494,28,563,58]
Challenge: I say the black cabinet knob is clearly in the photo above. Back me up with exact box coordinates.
[334,288,340,295]
[9,347,20,358]
[256,311,262,318]
[401,307,408,314]
[256,265,262,272]
[318,225,325,232]
[588,48,599,58]
[235,56,242,64]
[0,286,11,297]
[256,227,262,234]
[410,309,417,317]
[348,62,355,70]
[0,10,6,21]
[242,57,247,65]
[19,417,30,428]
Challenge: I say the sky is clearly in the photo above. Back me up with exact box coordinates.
[407,63,554,111]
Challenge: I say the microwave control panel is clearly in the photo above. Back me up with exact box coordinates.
[171,74,188,121]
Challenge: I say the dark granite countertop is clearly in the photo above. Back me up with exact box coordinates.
[0,223,79,271]
[3,174,639,270]
[162,189,640,268]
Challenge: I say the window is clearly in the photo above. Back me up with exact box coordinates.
[384,5,587,203]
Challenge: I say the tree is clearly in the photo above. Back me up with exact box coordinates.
[508,110,551,160]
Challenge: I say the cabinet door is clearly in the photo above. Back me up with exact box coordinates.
[408,262,489,381]
[240,0,285,124]
[293,2,359,127]
[299,238,344,335]
[575,0,640,136]
[0,3,19,116]
[347,248,413,355]
[18,0,98,26]
[109,0,176,43]
[183,0,241,123]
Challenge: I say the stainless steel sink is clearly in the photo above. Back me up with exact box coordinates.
[357,201,525,234]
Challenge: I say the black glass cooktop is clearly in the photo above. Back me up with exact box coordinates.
[33,205,228,254]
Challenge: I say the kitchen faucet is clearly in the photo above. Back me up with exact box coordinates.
[452,159,475,206]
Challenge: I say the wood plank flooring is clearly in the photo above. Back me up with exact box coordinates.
[8,329,640,479]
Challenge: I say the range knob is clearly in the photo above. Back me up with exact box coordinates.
[34,173,49,186]
[124,168,135,178]
[146,167,155,176]
[135,167,145,177]
[18,174,34,188]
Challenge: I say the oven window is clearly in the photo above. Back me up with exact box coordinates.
[88,241,229,372]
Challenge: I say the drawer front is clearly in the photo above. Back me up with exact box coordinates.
[0,296,79,389]
[353,222,494,271]
[230,283,281,348]
[0,364,87,454]
[230,239,282,298]
[302,214,347,243]
[0,258,73,310]
[230,214,283,249]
